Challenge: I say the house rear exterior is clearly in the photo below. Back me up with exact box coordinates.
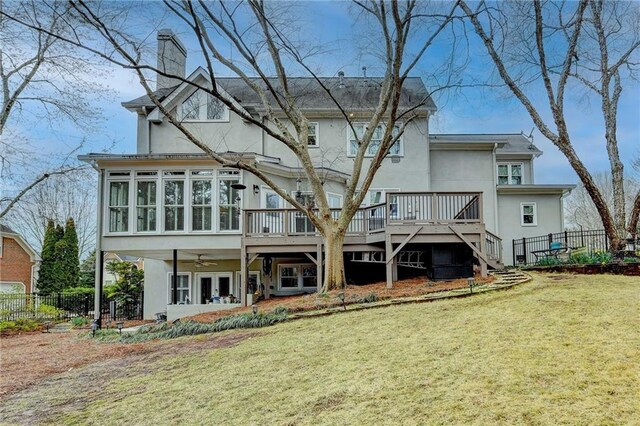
[82,30,573,321]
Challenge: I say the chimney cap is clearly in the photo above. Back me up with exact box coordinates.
[157,28,187,56]
[338,71,344,77]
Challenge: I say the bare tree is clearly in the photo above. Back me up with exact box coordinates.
[4,0,463,290]
[565,172,639,232]
[0,0,110,217]
[459,0,640,249]
[3,169,97,258]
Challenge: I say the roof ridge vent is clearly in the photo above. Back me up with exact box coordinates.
[338,71,345,88]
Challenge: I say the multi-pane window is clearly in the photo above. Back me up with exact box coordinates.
[164,179,185,231]
[192,179,212,231]
[307,122,319,146]
[280,266,298,288]
[168,273,190,304]
[348,123,402,157]
[521,203,537,226]
[279,264,317,289]
[136,181,156,232]
[498,164,523,185]
[302,266,317,288]
[327,193,342,208]
[108,181,129,232]
[218,172,240,231]
[182,90,228,121]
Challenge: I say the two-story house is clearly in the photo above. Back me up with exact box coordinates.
[81,30,574,321]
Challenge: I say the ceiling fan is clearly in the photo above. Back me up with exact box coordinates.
[193,254,217,268]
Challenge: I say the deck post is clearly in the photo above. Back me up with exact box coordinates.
[479,233,488,277]
[316,243,323,292]
[172,249,178,305]
[241,245,248,306]
[95,250,104,328]
[385,233,393,288]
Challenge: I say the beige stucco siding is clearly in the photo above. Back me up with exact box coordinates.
[143,258,261,319]
[498,193,564,265]
[430,149,498,233]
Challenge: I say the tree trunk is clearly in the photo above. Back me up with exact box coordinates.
[322,227,346,292]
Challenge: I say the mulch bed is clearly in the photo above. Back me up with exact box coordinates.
[188,275,494,323]
[0,330,153,399]
[525,263,640,276]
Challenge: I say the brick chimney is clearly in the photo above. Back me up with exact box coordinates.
[156,29,186,90]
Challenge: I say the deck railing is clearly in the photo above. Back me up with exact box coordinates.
[485,230,503,263]
[244,192,482,237]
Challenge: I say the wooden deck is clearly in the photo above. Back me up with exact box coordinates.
[238,193,503,301]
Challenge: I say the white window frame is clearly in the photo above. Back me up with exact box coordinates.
[180,90,230,122]
[190,176,214,232]
[347,122,403,158]
[520,202,538,226]
[167,272,191,304]
[307,122,319,147]
[235,270,261,299]
[106,175,131,234]
[277,264,317,291]
[497,163,524,185]
[135,178,158,233]
[163,172,186,233]
[217,170,242,233]
[327,192,343,209]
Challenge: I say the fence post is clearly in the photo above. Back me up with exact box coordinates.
[564,230,568,246]
[581,228,585,247]
[522,237,527,265]
[548,233,553,247]
[512,239,516,266]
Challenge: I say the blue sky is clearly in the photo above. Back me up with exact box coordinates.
[14,1,640,187]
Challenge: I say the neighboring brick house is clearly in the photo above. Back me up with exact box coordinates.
[0,224,39,293]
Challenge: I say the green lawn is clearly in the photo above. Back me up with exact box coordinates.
[16,274,640,424]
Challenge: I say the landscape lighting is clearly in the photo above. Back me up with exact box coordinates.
[468,277,475,294]
[90,320,98,337]
[252,304,258,315]
[116,321,124,334]
[43,321,51,333]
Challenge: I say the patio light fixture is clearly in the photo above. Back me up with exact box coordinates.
[253,184,260,195]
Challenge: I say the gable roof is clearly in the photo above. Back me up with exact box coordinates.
[122,71,436,114]
[0,224,39,261]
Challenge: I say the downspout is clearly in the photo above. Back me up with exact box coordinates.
[142,106,152,154]
[260,115,266,156]
[492,143,499,234]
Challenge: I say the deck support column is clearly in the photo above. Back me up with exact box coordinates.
[479,233,488,278]
[385,233,393,289]
[241,245,248,306]
[172,249,178,305]
[95,250,104,327]
[316,243,323,292]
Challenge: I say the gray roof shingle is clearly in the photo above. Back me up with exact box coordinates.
[122,76,436,113]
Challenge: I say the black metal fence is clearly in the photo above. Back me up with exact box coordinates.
[0,292,143,322]
[512,229,639,266]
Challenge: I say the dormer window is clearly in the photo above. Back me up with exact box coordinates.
[181,90,229,121]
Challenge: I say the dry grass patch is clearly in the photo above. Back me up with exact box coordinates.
[6,273,640,425]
